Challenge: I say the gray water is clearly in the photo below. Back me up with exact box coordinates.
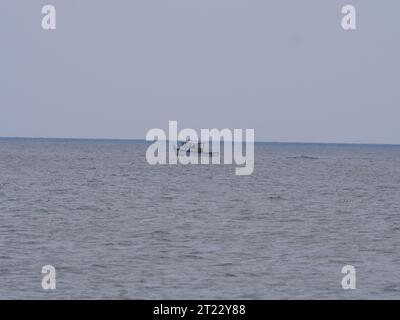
[0,138,400,299]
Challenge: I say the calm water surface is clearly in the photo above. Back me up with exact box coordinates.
[0,138,400,299]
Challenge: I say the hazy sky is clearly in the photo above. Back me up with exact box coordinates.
[0,0,399,143]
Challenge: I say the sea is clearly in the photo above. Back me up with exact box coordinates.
[0,137,399,299]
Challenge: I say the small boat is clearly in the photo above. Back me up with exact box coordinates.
[175,139,217,157]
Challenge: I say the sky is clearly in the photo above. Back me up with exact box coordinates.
[0,0,399,144]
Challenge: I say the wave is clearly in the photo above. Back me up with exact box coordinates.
[287,155,319,160]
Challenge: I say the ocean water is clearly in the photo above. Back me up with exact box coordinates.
[0,138,400,299]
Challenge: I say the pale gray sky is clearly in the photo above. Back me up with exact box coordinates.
[0,0,399,143]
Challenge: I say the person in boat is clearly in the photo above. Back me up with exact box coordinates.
[176,137,190,155]
[185,137,191,156]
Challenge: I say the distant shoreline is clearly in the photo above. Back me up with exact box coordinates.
[1,136,400,147]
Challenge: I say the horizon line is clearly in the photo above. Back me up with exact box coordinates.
[1,136,400,147]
